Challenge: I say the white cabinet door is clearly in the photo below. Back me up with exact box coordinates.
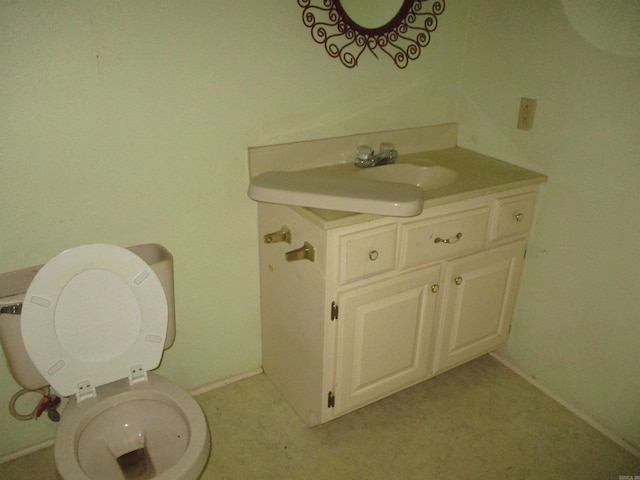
[334,265,441,415]
[433,240,527,374]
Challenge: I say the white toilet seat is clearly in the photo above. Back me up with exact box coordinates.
[21,244,168,399]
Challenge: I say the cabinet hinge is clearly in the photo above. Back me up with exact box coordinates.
[331,301,338,321]
[328,391,335,408]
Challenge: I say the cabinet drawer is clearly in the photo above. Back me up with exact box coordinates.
[399,207,489,269]
[340,225,397,284]
[488,193,536,240]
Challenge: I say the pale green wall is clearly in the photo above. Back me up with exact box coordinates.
[3,0,638,461]
[457,0,640,450]
[0,1,469,457]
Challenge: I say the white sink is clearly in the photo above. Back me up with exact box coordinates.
[356,164,458,191]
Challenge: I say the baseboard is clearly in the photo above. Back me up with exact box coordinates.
[188,367,263,397]
[490,352,640,459]
[0,438,54,465]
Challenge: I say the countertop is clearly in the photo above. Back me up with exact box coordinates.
[289,147,547,229]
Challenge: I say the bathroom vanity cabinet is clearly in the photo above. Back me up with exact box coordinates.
[258,185,540,426]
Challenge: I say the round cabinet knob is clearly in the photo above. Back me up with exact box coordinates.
[515,213,524,222]
[368,250,379,261]
[431,284,440,293]
[454,276,463,286]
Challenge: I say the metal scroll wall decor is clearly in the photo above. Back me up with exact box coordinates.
[298,0,446,69]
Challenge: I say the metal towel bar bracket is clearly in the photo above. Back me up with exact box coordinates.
[264,226,292,244]
[285,242,315,262]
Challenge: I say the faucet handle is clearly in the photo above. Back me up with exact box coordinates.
[355,145,375,167]
[356,145,374,161]
[379,142,395,154]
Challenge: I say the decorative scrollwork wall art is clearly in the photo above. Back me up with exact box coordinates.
[298,0,446,69]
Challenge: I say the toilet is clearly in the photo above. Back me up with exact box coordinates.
[0,244,210,480]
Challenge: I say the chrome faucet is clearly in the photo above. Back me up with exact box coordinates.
[355,143,398,168]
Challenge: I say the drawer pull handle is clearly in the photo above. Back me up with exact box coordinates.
[368,250,379,261]
[515,213,524,222]
[285,242,315,262]
[454,276,463,286]
[431,284,440,293]
[434,232,462,244]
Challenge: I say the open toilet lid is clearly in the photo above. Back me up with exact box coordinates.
[21,244,168,398]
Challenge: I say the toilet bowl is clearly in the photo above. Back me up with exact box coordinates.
[56,373,210,480]
[0,244,210,480]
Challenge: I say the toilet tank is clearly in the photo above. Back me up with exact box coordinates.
[0,243,176,390]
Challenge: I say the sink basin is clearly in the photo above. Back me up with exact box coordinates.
[355,164,458,191]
